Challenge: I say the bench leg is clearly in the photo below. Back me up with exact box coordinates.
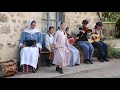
[36,64,39,70]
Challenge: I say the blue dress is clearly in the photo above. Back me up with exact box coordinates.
[19,29,43,48]
[19,28,43,69]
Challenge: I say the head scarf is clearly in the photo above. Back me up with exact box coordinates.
[58,21,62,29]
[24,19,39,34]
[27,19,34,28]
[58,21,66,31]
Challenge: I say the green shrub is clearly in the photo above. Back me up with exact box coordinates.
[115,16,120,38]
[108,46,120,59]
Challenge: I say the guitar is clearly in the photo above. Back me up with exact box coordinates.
[88,33,100,43]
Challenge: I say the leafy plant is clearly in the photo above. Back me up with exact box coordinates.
[102,12,120,38]
[115,16,120,38]
[108,46,120,59]
[102,12,120,22]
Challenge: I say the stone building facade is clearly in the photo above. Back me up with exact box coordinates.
[0,12,101,62]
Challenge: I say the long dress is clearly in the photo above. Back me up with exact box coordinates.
[67,35,80,66]
[19,28,43,69]
[53,30,70,67]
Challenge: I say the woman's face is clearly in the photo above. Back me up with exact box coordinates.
[49,28,54,34]
[60,22,66,30]
[31,22,36,29]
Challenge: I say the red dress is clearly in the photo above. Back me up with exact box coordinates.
[68,37,75,44]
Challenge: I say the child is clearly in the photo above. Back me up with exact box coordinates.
[66,27,80,67]
[45,26,54,66]
[53,21,70,74]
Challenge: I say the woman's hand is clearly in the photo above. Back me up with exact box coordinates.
[80,30,85,33]
[33,45,37,47]
[92,36,97,40]
[20,44,26,49]
[49,50,53,52]
[75,37,79,40]
[54,46,58,49]
[66,47,70,53]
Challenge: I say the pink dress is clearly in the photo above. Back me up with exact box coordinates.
[53,30,70,67]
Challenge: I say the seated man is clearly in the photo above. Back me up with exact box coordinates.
[44,26,54,67]
[91,22,109,62]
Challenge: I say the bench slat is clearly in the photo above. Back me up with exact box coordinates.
[40,51,53,54]
[40,52,50,54]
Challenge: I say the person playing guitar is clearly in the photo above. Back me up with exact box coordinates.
[76,20,94,64]
[91,22,109,62]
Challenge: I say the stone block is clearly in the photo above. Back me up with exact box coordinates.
[0,43,3,50]
[1,25,10,34]
[0,13,8,23]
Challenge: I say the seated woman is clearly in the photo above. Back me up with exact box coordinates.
[66,27,80,67]
[19,19,43,73]
[45,26,55,67]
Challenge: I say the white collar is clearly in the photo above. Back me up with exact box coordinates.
[48,33,54,37]
[24,28,40,34]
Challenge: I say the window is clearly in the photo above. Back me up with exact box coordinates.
[41,12,63,33]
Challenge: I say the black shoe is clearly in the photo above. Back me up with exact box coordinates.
[84,60,89,64]
[32,67,37,73]
[103,59,109,62]
[98,59,104,62]
[89,60,93,64]
[59,68,63,74]
[48,64,51,67]
[47,63,51,67]
[102,56,109,61]
[56,67,60,71]
[75,64,80,66]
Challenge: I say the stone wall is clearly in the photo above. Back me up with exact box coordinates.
[64,12,101,34]
[0,12,100,62]
[102,22,116,39]
[104,39,120,49]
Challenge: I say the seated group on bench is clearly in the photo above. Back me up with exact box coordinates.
[19,19,109,74]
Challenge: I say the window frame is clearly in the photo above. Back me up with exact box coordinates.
[41,12,63,33]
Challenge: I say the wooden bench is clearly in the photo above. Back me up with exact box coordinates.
[73,44,84,63]
[38,33,54,66]
[38,49,54,66]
